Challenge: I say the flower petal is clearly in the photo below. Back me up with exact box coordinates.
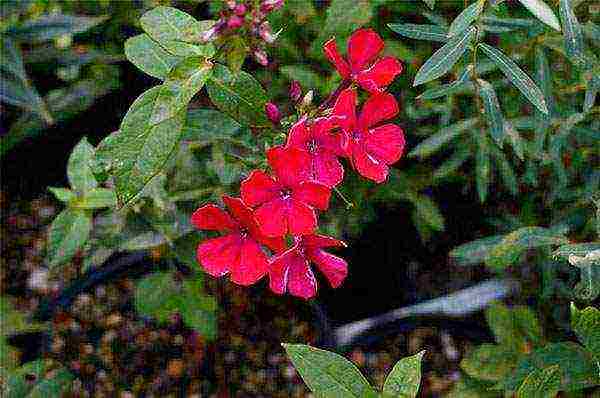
[293,181,331,210]
[229,238,269,285]
[312,118,345,156]
[197,234,241,277]
[285,116,311,149]
[267,146,312,188]
[332,88,357,133]
[287,199,318,236]
[303,234,346,249]
[268,246,297,295]
[308,248,348,288]
[191,204,236,231]
[365,124,405,164]
[323,38,351,78]
[358,92,399,131]
[352,145,389,183]
[240,170,279,207]
[254,198,289,237]
[287,252,317,299]
[311,151,344,188]
[347,28,384,71]
[356,56,403,93]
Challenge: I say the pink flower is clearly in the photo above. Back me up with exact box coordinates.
[191,196,285,285]
[324,28,403,94]
[241,147,331,237]
[265,102,281,124]
[269,234,348,299]
[227,15,244,29]
[285,116,345,188]
[332,88,405,183]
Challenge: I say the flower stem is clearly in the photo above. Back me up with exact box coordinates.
[333,186,354,209]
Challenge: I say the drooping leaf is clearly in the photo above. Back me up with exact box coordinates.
[559,0,585,66]
[516,0,561,31]
[516,365,561,398]
[67,137,97,194]
[448,0,484,37]
[477,79,505,145]
[382,351,425,397]
[206,64,270,128]
[388,23,448,42]
[571,304,600,360]
[409,118,477,158]
[282,344,377,397]
[414,27,475,86]
[417,65,472,99]
[124,34,182,80]
[47,208,92,268]
[478,43,548,114]
[6,14,107,42]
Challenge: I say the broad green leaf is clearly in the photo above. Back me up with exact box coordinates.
[414,26,475,86]
[47,208,92,267]
[387,23,448,42]
[418,65,472,99]
[478,44,548,115]
[207,64,270,128]
[477,79,505,145]
[571,304,600,359]
[282,344,376,397]
[516,0,561,31]
[409,118,477,158]
[516,365,561,398]
[182,108,243,142]
[77,188,116,209]
[448,0,484,37]
[559,0,585,66]
[6,14,107,42]
[179,275,217,340]
[461,343,518,382]
[140,7,202,45]
[475,133,490,202]
[553,243,600,259]
[496,342,600,392]
[48,187,75,203]
[486,302,543,352]
[67,137,97,194]
[124,34,182,80]
[382,351,425,397]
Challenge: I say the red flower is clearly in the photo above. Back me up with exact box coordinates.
[269,234,348,299]
[332,88,405,183]
[241,147,331,237]
[285,116,345,188]
[324,28,402,94]
[191,195,285,285]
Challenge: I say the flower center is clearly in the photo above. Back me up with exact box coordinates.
[279,188,292,199]
[306,139,318,154]
[351,130,362,141]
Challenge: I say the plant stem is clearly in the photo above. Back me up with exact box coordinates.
[333,186,354,209]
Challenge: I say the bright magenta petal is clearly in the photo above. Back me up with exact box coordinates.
[332,88,357,133]
[287,199,318,236]
[230,238,269,285]
[347,28,384,71]
[311,152,344,188]
[303,234,346,249]
[293,181,331,210]
[356,56,403,93]
[197,234,241,277]
[268,247,295,295]
[323,38,351,78]
[366,124,405,164]
[240,170,279,207]
[287,252,317,299]
[191,204,236,231]
[358,93,399,131]
[308,249,348,288]
[352,145,389,183]
[254,198,289,237]
[285,116,311,149]
[267,146,312,188]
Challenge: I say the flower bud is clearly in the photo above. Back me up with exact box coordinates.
[234,3,247,16]
[289,80,302,102]
[265,102,281,124]
[301,90,314,108]
[226,0,237,9]
[253,48,269,66]
[199,20,225,43]
[258,21,276,44]
[260,0,284,13]
[227,15,244,29]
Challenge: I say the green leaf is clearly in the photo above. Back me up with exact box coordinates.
[140,6,202,45]
[48,187,75,203]
[78,188,116,209]
[516,0,561,31]
[534,47,555,117]
[480,16,536,30]
[478,43,548,114]
[414,26,475,86]
[574,262,600,301]
[182,108,243,142]
[516,365,561,398]
[571,304,600,360]
[461,343,518,382]
[67,137,97,194]
[125,34,182,80]
[382,351,425,397]
[3,360,73,398]
[7,13,107,42]
[412,195,445,232]
[280,65,324,95]
[206,64,270,128]
[486,302,543,352]
[312,0,373,54]
[409,118,477,158]
[450,235,505,266]
[496,342,600,392]
[282,344,376,397]
[504,121,525,161]
[417,65,472,99]
[448,0,484,37]
[387,23,448,42]
[553,243,600,259]
[422,0,436,10]
[477,79,505,145]
[559,0,585,66]
[47,208,92,268]
[433,148,470,179]
[475,133,490,202]
[492,148,519,196]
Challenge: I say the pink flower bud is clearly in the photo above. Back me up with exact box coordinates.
[289,80,302,102]
[253,48,268,66]
[265,102,281,124]
[234,3,247,16]
[227,15,244,29]
[260,0,284,13]
[199,20,225,42]
[226,0,237,9]
[259,21,276,44]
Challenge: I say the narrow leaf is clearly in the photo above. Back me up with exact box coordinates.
[433,148,470,179]
[124,34,182,80]
[559,0,585,65]
[47,208,92,267]
[414,27,475,86]
[516,365,561,398]
[475,133,490,202]
[67,137,97,194]
[478,43,548,114]
[516,0,561,31]
[388,23,448,42]
[448,0,484,37]
[418,65,472,99]
[383,351,426,397]
[477,79,505,145]
[409,118,477,158]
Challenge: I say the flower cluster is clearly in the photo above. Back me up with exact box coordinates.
[192,29,404,299]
